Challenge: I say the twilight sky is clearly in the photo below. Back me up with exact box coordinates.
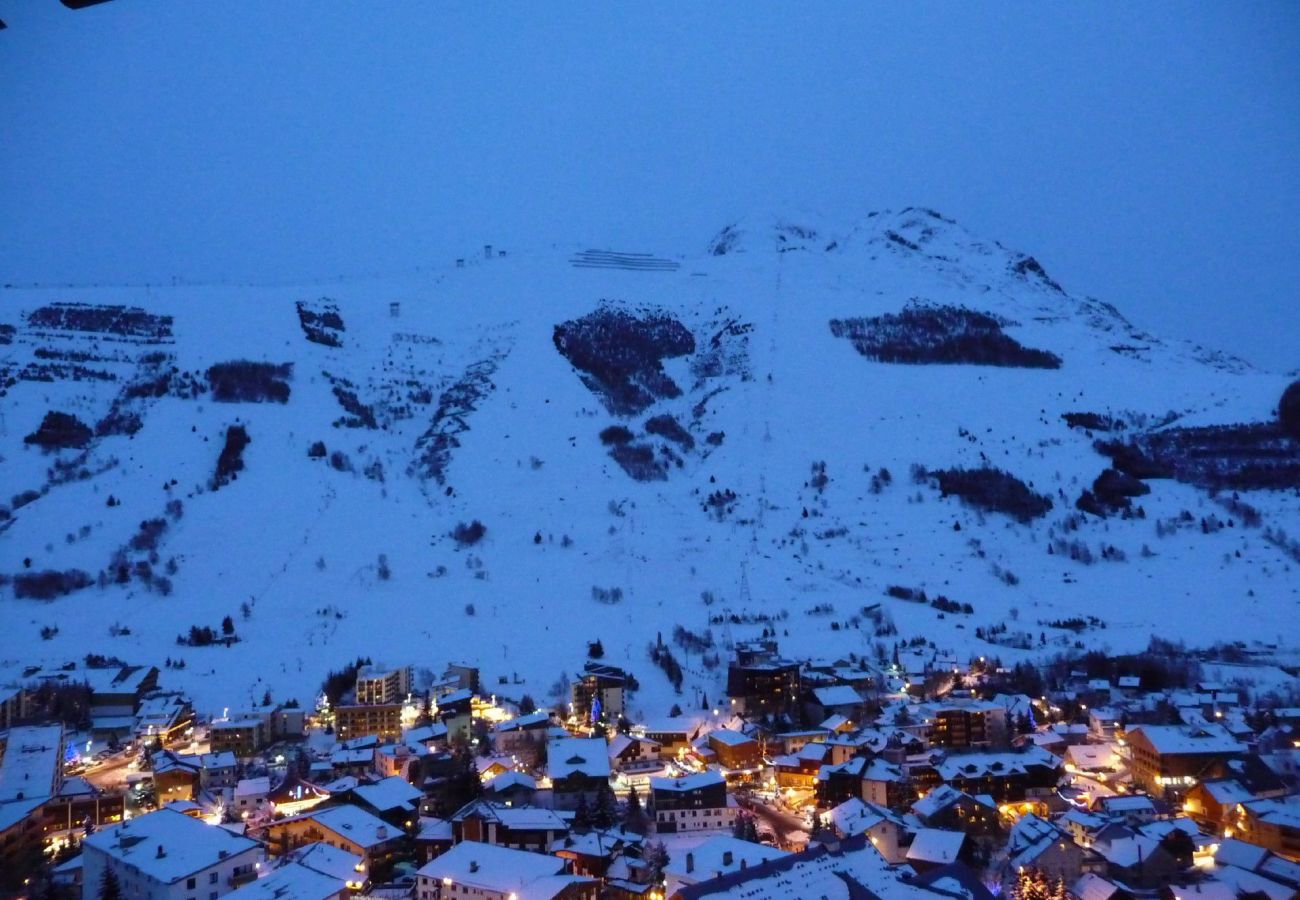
[2,2,1297,371]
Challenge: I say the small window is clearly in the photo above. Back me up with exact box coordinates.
[210,873,219,884]
[187,878,197,889]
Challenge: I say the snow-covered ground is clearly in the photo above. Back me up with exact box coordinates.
[1,211,1296,717]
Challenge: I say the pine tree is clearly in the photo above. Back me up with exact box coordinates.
[592,783,616,829]
[625,784,647,833]
[643,839,670,885]
[573,792,592,830]
[100,867,123,900]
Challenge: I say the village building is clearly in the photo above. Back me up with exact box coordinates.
[82,808,261,899]
[651,771,736,834]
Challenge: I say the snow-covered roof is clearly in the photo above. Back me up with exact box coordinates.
[707,728,756,747]
[650,771,724,794]
[283,804,399,849]
[452,799,568,831]
[228,862,345,900]
[828,798,904,837]
[905,828,965,865]
[912,785,991,820]
[547,737,610,780]
[1128,723,1245,755]
[83,808,260,883]
[493,710,552,733]
[199,751,237,769]
[416,840,564,890]
[234,777,270,798]
[664,835,788,878]
[812,685,863,708]
[282,842,364,882]
[486,770,537,793]
[352,776,423,812]
[0,725,62,803]
[416,816,453,842]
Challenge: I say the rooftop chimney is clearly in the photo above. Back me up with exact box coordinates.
[723,850,733,866]
[156,845,166,858]
[469,860,479,873]
[686,852,694,873]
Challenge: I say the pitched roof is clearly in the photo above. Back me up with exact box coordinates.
[83,808,260,883]
[416,840,564,891]
[547,737,611,780]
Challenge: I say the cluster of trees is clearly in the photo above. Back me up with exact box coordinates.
[452,520,487,546]
[206,361,292,403]
[829,304,1062,369]
[24,410,93,450]
[649,634,684,693]
[929,466,1053,523]
[295,300,345,347]
[552,307,695,416]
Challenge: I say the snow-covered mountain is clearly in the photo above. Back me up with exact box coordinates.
[1,209,1296,716]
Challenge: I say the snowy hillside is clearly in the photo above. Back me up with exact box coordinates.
[1,209,1297,717]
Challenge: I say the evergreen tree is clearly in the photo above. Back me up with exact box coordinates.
[592,783,616,829]
[99,868,123,900]
[643,839,670,885]
[221,615,235,636]
[625,784,648,833]
[573,792,592,830]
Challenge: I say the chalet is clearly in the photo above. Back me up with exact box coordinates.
[906,828,968,874]
[548,737,611,810]
[636,717,704,757]
[151,750,201,803]
[451,798,568,852]
[805,684,868,725]
[551,826,645,878]
[374,741,429,780]
[232,776,271,819]
[492,710,553,764]
[1094,794,1158,826]
[348,775,424,826]
[414,816,453,863]
[1233,798,1300,862]
[911,784,998,835]
[415,840,598,900]
[651,771,736,834]
[827,797,910,863]
[226,861,349,900]
[483,770,538,806]
[928,747,1063,803]
[1125,723,1246,797]
[266,804,405,879]
[608,733,661,771]
[1183,758,1288,831]
[706,729,760,773]
[772,741,830,789]
[1000,813,1097,892]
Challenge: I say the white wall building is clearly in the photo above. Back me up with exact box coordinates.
[82,808,261,900]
